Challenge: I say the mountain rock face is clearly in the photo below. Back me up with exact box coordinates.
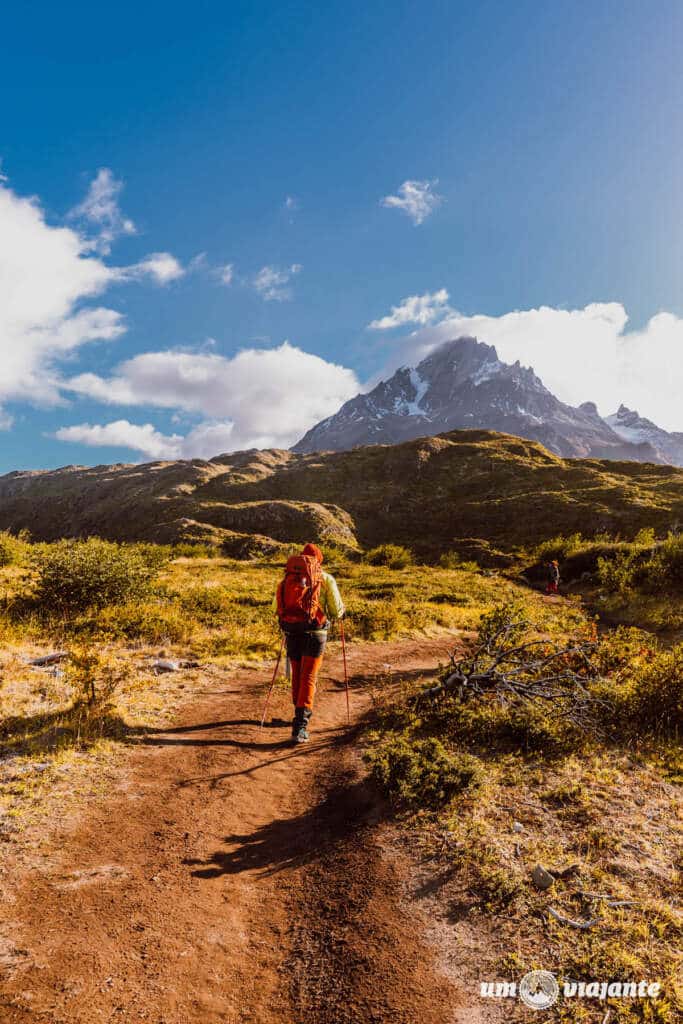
[606,405,683,468]
[293,337,674,464]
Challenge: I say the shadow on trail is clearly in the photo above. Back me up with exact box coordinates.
[129,716,345,755]
[176,727,363,787]
[185,772,378,879]
[142,717,261,734]
[328,664,442,689]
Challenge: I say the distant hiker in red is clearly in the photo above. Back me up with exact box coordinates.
[275,543,345,744]
[545,560,560,594]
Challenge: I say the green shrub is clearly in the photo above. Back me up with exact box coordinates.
[595,637,683,738]
[31,539,162,614]
[172,542,219,559]
[345,598,402,640]
[365,735,483,805]
[125,542,172,573]
[597,532,683,595]
[0,530,30,567]
[365,544,413,569]
[438,551,461,569]
[179,585,233,625]
[438,552,479,571]
[628,645,683,735]
[597,550,638,595]
[477,600,528,647]
[67,643,131,707]
[75,600,192,643]
[648,532,683,588]
[534,532,587,562]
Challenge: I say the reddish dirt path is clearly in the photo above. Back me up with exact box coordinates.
[0,636,472,1024]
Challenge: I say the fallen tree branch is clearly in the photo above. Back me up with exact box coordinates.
[576,890,637,907]
[548,907,597,929]
[410,608,607,731]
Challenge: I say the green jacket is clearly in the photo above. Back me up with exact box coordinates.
[318,571,345,621]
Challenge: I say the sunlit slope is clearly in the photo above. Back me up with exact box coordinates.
[1,430,681,556]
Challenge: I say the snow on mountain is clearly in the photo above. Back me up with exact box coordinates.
[606,405,683,466]
[293,337,678,465]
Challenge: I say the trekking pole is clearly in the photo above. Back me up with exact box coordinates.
[340,618,350,725]
[260,633,285,728]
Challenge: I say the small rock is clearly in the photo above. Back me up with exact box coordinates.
[532,863,555,890]
[512,821,524,833]
[554,862,581,879]
[28,651,68,666]
[151,660,181,673]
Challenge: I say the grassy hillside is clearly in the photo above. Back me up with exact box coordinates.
[0,430,682,557]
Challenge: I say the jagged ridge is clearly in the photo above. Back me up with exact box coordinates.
[293,337,681,466]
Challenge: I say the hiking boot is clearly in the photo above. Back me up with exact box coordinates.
[293,708,312,744]
[295,723,310,743]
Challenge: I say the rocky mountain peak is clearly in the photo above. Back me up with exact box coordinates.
[293,336,682,466]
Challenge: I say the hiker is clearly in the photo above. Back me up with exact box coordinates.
[275,542,345,744]
[545,560,560,595]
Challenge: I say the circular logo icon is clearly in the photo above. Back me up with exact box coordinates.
[519,970,560,1010]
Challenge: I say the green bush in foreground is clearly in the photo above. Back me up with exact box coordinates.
[597,532,683,596]
[30,539,166,614]
[365,544,413,570]
[0,530,30,567]
[365,736,483,806]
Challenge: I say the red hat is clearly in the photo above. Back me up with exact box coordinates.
[302,542,323,564]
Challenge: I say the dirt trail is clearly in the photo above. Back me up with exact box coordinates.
[0,636,476,1024]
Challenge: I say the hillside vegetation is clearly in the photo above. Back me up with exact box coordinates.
[1,430,682,559]
[523,529,683,636]
[1,432,683,561]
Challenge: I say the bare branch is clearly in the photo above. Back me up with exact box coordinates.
[410,610,608,732]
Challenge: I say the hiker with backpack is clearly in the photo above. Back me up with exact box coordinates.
[275,543,345,744]
[545,560,560,595]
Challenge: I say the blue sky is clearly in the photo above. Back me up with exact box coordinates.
[2,0,683,472]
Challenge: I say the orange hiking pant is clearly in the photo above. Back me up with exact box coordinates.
[285,629,327,710]
[290,655,324,709]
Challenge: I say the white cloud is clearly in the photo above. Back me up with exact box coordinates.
[54,418,253,461]
[216,262,234,285]
[369,289,451,330]
[393,301,683,432]
[284,195,299,222]
[380,180,442,225]
[0,175,184,425]
[253,263,302,301]
[63,341,360,453]
[188,252,208,271]
[0,182,124,414]
[54,420,183,460]
[119,252,185,285]
[69,168,136,254]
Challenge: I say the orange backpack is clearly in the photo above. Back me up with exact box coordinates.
[276,554,325,630]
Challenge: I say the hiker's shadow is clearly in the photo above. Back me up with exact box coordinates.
[127,717,309,752]
[184,776,379,879]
